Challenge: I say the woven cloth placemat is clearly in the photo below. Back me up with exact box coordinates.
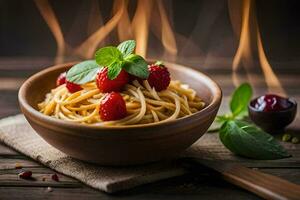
[0,114,228,193]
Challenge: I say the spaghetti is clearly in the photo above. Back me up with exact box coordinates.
[38,80,206,126]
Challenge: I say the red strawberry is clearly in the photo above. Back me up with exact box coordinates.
[56,72,67,86]
[147,64,170,91]
[99,92,127,121]
[96,67,129,92]
[66,81,82,93]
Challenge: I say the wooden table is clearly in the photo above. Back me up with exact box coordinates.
[0,58,299,200]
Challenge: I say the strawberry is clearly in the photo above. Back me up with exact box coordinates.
[66,81,82,93]
[99,92,127,121]
[147,64,170,91]
[96,67,129,92]
[56,72,67,86]
[58,71,82,93]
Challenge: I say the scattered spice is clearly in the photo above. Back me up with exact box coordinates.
[51,173,59,182]
[291,137,299,144]
[15,163,22,169]
[282,134,292,142]
[46,187,53,192]
[18,170,32,179]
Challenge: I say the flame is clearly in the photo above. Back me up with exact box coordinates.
[229,0,286,95]
[256,27,285,95]
[231,0,252,73]
[156,0,177,56]
[230,0,254,86]
[114,0,133,41]
[34,0,66,64]
[35,0,177,62]
[75,0,125,58]
[87,0,103,36]
[131,0,153,58]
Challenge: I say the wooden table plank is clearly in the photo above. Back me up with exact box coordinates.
[0,175,260,200]
[0,158,41,169]
[0,143,18,155]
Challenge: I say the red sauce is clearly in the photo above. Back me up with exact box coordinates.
[251,94,292,112]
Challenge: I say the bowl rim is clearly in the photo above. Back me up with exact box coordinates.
[18,61,222,130]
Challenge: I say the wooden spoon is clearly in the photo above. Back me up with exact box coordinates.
[183,158,300,200]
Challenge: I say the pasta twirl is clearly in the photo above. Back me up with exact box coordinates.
[38,80,205,126]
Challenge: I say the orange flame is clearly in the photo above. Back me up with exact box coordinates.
[256,27,285,95]
[87,0,104,36]
[34,0,66,64]
[230,0,254,86]
[131,0,153,58]
[114,0,133,41]
[229,0,286,95]
[75,0,125,58]
[156,0,177,56]
[35,0,178,62]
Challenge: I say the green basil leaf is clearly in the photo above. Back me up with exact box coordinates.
[117,40,136,58]
[123,54,149,79]
[230,83,252,117]
[219,120,291,160]
[95,46,122,67]
[107,62,123,80]
[66,60,100,84]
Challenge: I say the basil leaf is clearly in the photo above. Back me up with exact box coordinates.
[66,60,100,84]
[107,62,123,80]
[117,40,136,58]
[230,83,252,117]
[95,46,123,67]
[123,54,149,79]
[219,120,291,160]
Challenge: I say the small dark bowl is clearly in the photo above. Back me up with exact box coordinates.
[248,98,297,134]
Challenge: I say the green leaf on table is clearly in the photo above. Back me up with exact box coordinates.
[123,54,149,79]
[95,46,123,67]
[117,40,136,58]
[219,120,291,160]
[107,62,123,80]
[66,60,100,84]
[230,83,252,117]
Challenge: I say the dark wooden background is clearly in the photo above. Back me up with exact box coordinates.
[0,57,299,200]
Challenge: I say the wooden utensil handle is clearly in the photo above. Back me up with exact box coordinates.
[223,165,300,200]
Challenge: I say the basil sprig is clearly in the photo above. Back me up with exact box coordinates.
[217,83,290,160]
[95,40,149,80]
[66,40,149,83]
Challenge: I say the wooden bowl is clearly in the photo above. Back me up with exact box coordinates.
[18,61,222,166]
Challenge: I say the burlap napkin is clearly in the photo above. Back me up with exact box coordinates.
[0,114,234,193]
[0,114,192,193]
